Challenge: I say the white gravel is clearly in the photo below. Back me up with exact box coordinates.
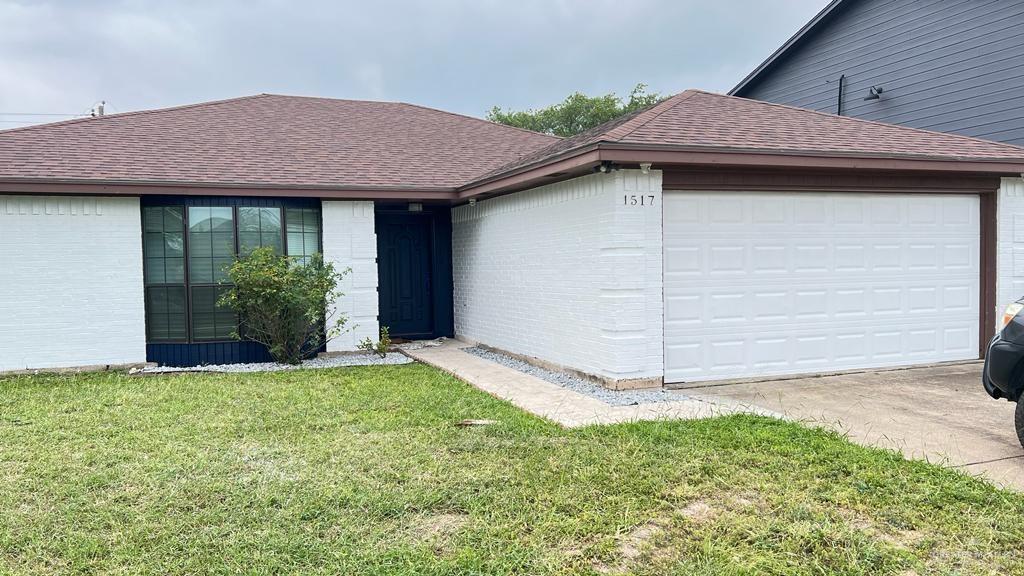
[463,347,685,406]
[138,352,413,374]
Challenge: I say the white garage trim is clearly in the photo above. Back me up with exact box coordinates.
[663,191,981,384]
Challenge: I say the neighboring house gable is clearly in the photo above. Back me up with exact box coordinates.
[731,0,1024,146]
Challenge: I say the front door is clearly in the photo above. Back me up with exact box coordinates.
[377,214,434,338]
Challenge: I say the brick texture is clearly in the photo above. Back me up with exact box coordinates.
[322,201,379,351]
[0,196,146,371]
[452,170,664,382]
[998,177,1024,326]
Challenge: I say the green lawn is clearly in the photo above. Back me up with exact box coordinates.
[1,364,1023,575]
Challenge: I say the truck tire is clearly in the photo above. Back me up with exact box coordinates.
[1017,400,1024,450]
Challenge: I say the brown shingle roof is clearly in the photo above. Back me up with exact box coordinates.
[4,90,1024,197]
[0,94,558,190]
[472,89,1024,184]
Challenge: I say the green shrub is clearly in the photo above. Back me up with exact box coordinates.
[219,247,349,364]
[358,326,391,358]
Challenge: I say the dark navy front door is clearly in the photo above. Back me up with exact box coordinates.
[377,214,434,338]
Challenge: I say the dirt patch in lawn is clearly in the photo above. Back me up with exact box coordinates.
[594,499,722,574]
[405,512,471,555]
[841,509,924,551]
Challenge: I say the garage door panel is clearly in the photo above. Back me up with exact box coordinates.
[663,191,981,383]
[667,324,979,381]
[666,240,978,279]
[665,281,977,328]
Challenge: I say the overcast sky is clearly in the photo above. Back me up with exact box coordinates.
[0,0,826,127]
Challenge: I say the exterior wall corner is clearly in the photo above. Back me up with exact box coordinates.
[997,177,1024,327]
[321,200,379,352]
[452,169,664,383]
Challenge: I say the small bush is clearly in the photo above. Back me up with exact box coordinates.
[358,326,391,358]
[219,247,349,364]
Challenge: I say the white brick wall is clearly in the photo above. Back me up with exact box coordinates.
[997,177,1024,327]
[452,170,664,382]
[0,195,146,371]
[322,200,379,351]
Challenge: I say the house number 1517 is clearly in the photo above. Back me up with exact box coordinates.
[624,195,655,206]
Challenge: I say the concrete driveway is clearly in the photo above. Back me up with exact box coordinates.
[686,362,1023,491]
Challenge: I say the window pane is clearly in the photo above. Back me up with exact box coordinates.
[261,207,281,231]
[167,314,187,340]
[189,207,212,232]
[262,232,282,252]
[164,206,184,232]
[285,208,321,259]
[187,206,234,286]
[164,232,184,258]
[213,257,233,283]
[144,232,165,258]
[167,286,186,315]
[286,208,303,233]
[144,207,164,232]
[145,286,187,342]
[165,257,185,284]
[189,258,212,284]
[238,232,261,254]
[304,232,319,253]
[300,209,319,233]
[287,232,304,256]
[190,231,213,258]
[191,286,236,340]
[149,286,169,312]
[148,312,170,340]
[191,286,216,339]
[142,207,187,342]
[238,207,261,232]
[238,207,282,254]
[211,231,234,256]
[211,207,233,232]
[145,258,166,284]
[214,286,236,333]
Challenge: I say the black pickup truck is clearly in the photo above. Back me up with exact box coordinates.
[983,298,1024,448]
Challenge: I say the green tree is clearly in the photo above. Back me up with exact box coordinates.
[219,247,349,364]
[486,83,663,137]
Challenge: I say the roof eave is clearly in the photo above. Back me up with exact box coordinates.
[598,144,1024,174]
[0,178,459,200]
[455,142,1024,200]
[456,144,603,198]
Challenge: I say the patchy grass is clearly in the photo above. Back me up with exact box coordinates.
[1,363,1023,575]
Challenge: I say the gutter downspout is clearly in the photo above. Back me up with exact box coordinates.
[837,74,845,116]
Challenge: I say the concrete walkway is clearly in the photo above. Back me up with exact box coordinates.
[402,340,776,427]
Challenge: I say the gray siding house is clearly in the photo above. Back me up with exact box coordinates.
[730,0,1024,146]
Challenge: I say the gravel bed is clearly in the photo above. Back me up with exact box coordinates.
[138,352,412,374]
[463,347,684,406]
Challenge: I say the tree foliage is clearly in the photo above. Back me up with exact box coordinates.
[486,83,663,137]
[219,247,349,365]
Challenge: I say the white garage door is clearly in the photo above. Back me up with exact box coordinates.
[663,191,980,384]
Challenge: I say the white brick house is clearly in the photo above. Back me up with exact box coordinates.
[3,91,1024,388]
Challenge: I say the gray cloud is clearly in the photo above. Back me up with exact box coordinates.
[0,0,826,126]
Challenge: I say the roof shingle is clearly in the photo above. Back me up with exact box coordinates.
[0,94,558,190]
[473,90,1024,183]
[4,90,1024,194]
